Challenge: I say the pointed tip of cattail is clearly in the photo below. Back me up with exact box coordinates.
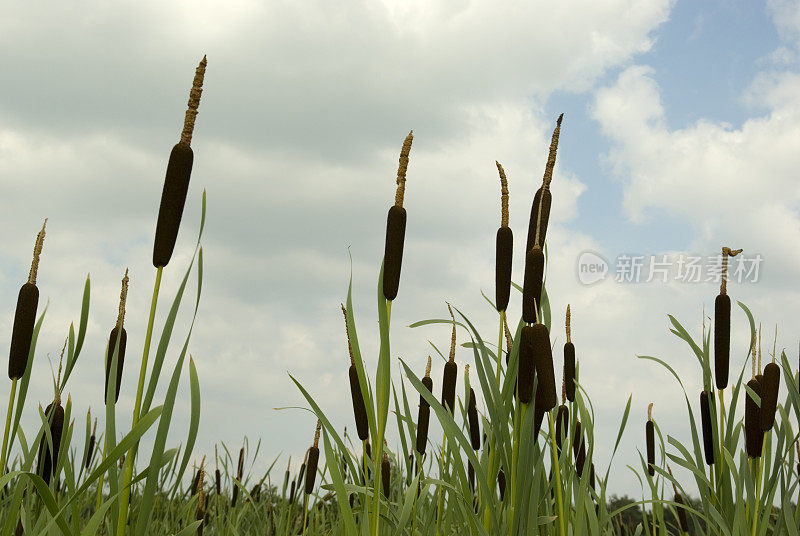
[496,161,509,227]
[447,302,457,363]
[566,304,571,343]
[648,403,653,421]
[180,55,207,146]
[425,356,431,378]
[557,113,563,126]
[117,268,130,328]
[341,303,355,365]
[28,218,48,285]
[394,131,414,208]
[313,420,321,447]
[92,417,97,436]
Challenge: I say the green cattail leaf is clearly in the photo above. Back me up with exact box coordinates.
[171,356,202,496]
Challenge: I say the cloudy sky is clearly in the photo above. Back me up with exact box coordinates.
[2,0,800,499]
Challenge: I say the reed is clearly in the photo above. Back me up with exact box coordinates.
[525,114,562,252]
[343,304,369,441]
[231,446,244,507]
[196,461,205,536]
[564,305,575,402]
[8,219,46,381]
[646,404,655,477]
[518,325,535,403]
[699,390,714,465]
[574,420,586,477]
[714,246,741,389]
[153,56,207,268]
[382,131,413,301]
[85,416,97,469]
[415,357,433,456]
[522,245,545,324]
[495,161,513,313]
[105,269,129,403]
[381,452,390,498]
[441,303,458,414]
[532,322,557,412]
[760,328,780,431]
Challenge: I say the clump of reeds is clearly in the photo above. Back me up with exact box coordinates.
[494,161,513,313]
[343,305,368,442]
[382,131,413,301]
[415,357,433,456]
[153,56,207,268]
[105,269,129,403]
[714,246,742,389]
[646,403,655,477]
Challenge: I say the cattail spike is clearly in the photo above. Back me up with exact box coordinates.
[720,246,742,295]
[28,219,47,285]
[313,420,321,448]
[425,356,431,378]
[566,304,571,343]
[503,315,513,357]
[496,161,509,228]
[447,302,456,363]
[757,324,762,374]
[341,304,354,365]
[117,269,130,328]
[92,417,97,436]
[648,403,653,422]
[394,131,413,208]
[542,114,563,190]
[180,55,207,146]
[54,337,66,404]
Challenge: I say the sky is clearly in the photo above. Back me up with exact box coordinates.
[1,0,800,500]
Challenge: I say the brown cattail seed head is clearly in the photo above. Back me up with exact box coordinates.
[760,362,781,431]
[714,292,732,390]
[745,377,762,458]
[518,325,535,403]
[574,420,586,476]
[382,205,407,301]
[36,400,65,484]
[305,440,321,494]
[495,226,513,312]
[180,55,207,147]
[646,405,655,477]
[564,312,576,403]
[532,323,557,411]
[700,390,714,465]
[522,245,545,324]
[467,387,480,450]
[9,221,46,380]
[416,360,434,455]
[381,452,390,498]
[349,365,369,442]
[555,404,569,454]
[719,246,742,295]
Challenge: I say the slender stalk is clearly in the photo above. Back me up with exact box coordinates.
[509,401,526,536]
[483,312,505,531]
[0,378,18,476]
[96,438,108,511]
[117,266,163,536]
[302,493,310,536]
[752,437,766,536]
[548,413,566,536]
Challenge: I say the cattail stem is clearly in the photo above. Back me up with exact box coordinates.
[118,266,163,536]
[0,379,18,478]
[548,413,566,536]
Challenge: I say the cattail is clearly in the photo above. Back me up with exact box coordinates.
[305,421,321,495]
[196,463,205,536]
[105,269,129,403]
[191,468,201,496]
[231,446,244,507]
[533,323,557,412]
[343,305,369,441]
[495,161,513,312]
[85,417,97,469]
[699,390,714,465]
[9,220,46,380]
[555,404,569,454]
[382,131,413,301]
[525,114,562,252]
[441,304,458,414]
[745,376,762,458]
[289,479,296,504]
[589,463,596,491]
[152,57,206,268]
[574,420,586,476]
[522,245,545,324]
[37,344,65,485]
[468,460,475,492]
[497,468,506,500]
[518,325,535,403]
[298,451,307,488]
[215,446,221,496]
[416,357,433,455]
[714,246,742,389]
[646,404,655,477]
[381,451,390,498]
[564,305,576,402]
[467,386,480,451]
[761,358,780,432]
